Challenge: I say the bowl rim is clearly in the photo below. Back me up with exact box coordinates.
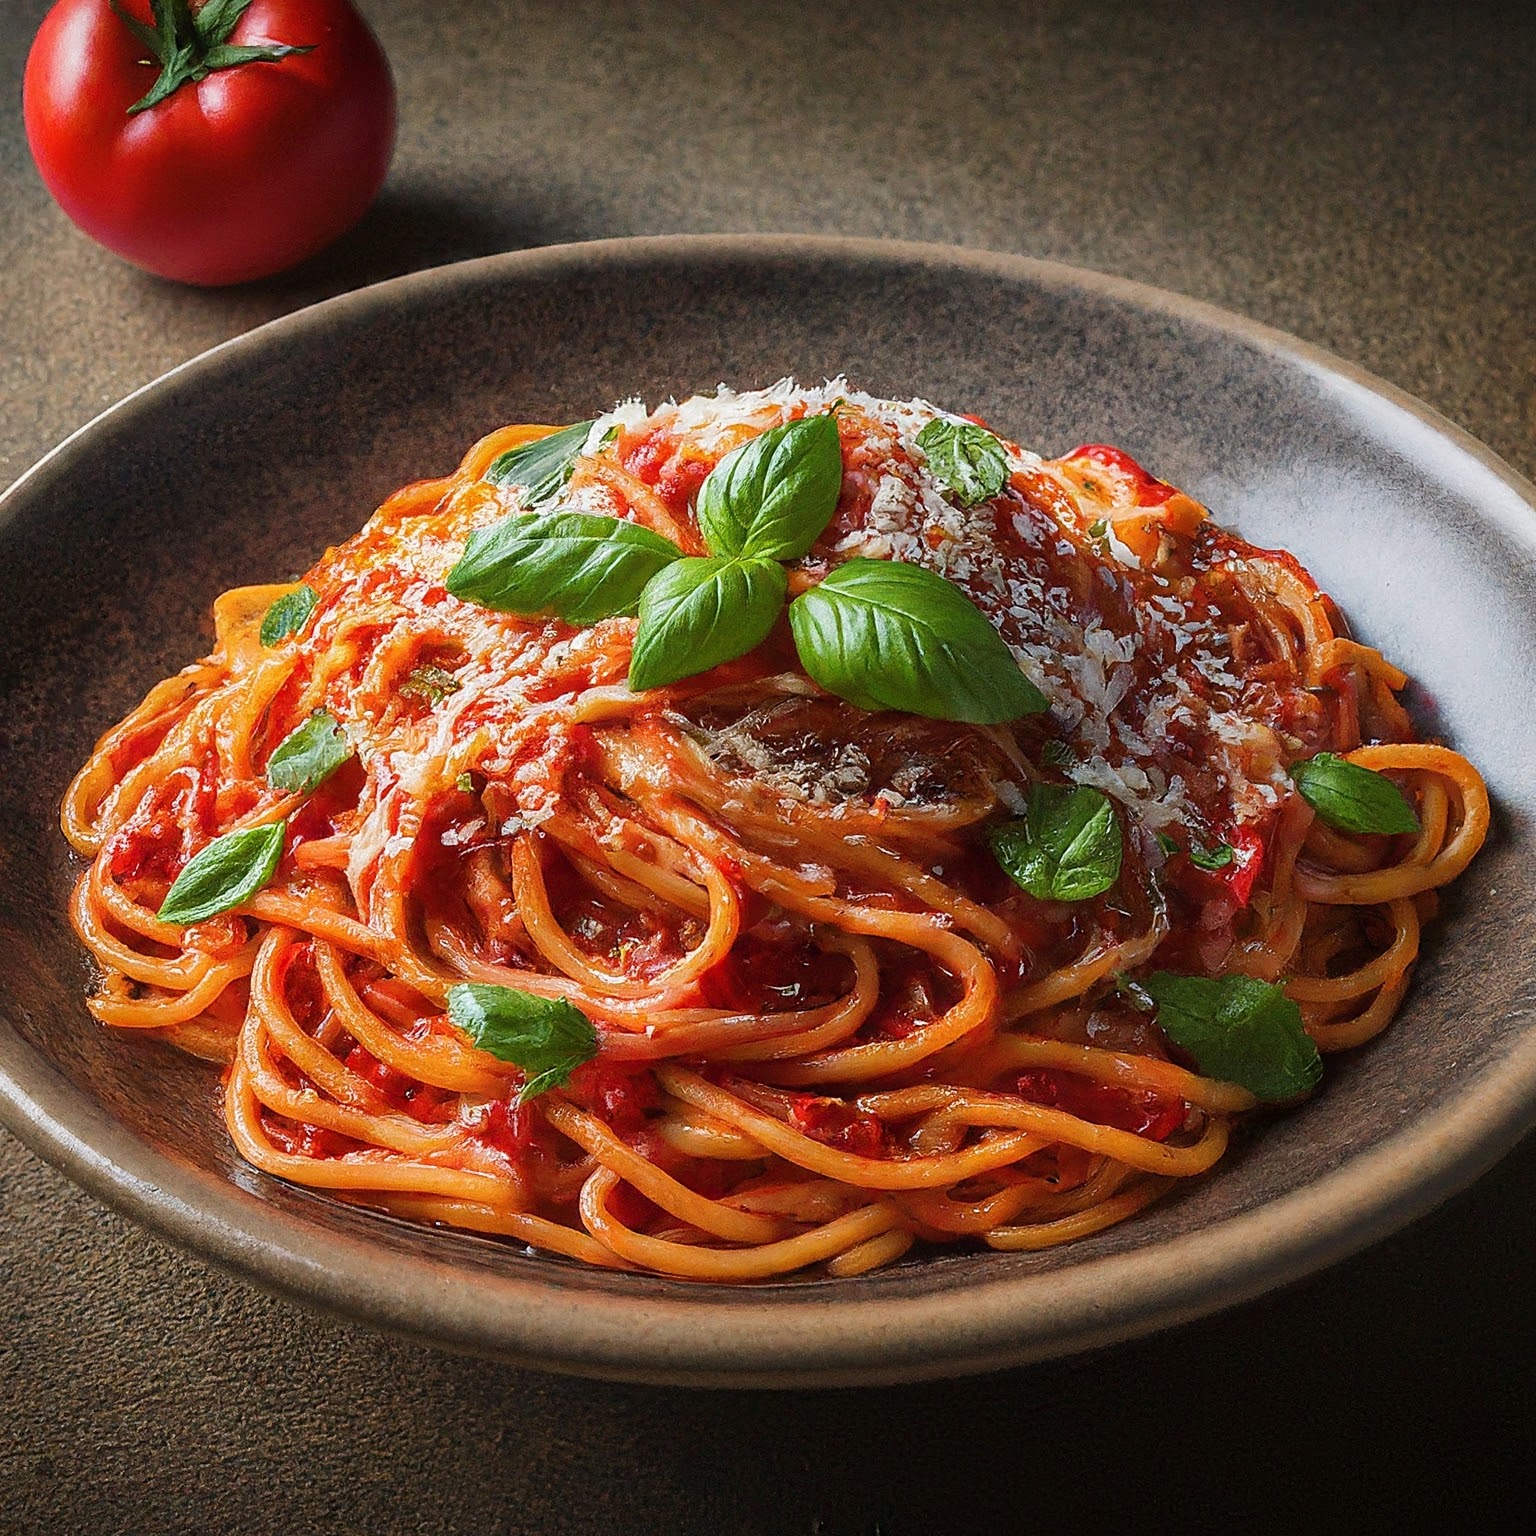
[3,232,1535,1388]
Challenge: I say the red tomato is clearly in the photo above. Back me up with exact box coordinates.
[23,0,396,285]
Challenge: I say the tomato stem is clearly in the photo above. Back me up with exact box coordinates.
[110,0,313,115]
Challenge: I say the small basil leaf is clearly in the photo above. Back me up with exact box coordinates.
[156,821,286,926]
[446,982,599,1102]
[1289,753,1420,835]
[989,785,1122,902]
[786,559,1046,723]
[1114,972,1155,1012]
[1155,831,1180,857]
[1189,841,1235,871]
[482,421,596,503]
[696,414,844,561]
[628,556,787,692]
[259,585,318,647]
[1041,738,1078,769]
[400,665,462,704]
[266,711,352,794]
[915,419,1010,508]
[1141,971,1323,1103]
[447,511,680,623]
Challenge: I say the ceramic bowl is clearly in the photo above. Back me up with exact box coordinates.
[2,236,1533,1386]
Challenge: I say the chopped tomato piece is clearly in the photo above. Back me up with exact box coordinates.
[1068,443,1179,506]
[1175,822,1268,911]
[1223,825,1266,907]
[567,1062,660,1136]
[475,1098,534,1159]
[264,1116,364,1160]
[1014,1068,1184,1141]
[342,1043,415,1104]
[788,1095,888,1158]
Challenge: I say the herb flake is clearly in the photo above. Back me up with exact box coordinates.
[1142,971,1322,1102]
[447,982,599,1102]
[1289,753,1420,836]
[157,821,285,926]
[481,420,596,504]
[266,710,352,794]
[989,784,1123,902]
[915,419,1010,507]
[400,665,463,705]
[259,585,318,647]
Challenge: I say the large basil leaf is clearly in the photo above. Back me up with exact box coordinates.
[481,420,596,504]
[1289,753,1420,835]
[157,821,286,926]
[915,419,1010,507]
[446,982,599,1101]
[266,710,352,794]
[1141,971,1323,1102]
[989,785,1122,901]
[628,556,787,692]
[786,558,1046,723]
[696,414,844,561]
[446,511,680,623]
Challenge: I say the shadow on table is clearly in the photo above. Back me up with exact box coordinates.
[163,183,585,315]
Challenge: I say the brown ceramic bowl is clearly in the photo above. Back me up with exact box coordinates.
[1,236,1533,1387]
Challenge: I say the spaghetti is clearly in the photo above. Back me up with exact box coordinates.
[62,380,1488,1280]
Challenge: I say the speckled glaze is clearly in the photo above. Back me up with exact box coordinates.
[1,236,1532,1387]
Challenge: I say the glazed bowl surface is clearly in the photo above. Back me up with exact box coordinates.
[2,236,1532,1386]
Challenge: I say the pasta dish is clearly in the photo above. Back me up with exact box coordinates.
[62,380,1488,1280]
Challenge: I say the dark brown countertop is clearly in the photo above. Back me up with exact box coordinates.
[3,2,1533,1530]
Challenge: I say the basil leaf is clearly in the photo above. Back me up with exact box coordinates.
[447,511,680,623]
[628,556,787,692]
[1189,841,1234,871]
[446,982,599,1102]
[156,821,286,926]
[915,419,1010,508]
[482,420,596,504]
[1041,738,1077,770]
[1289,753,1420,835]
[266,711,352,794]
[1141,971,1322,1103]
[989,785,1122,902]
[696,414,844,561]
[259,585,318,647]
[786,559,1047,723]
[400,665,462,704]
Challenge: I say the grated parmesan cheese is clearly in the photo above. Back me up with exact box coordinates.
[328,378,1306,913]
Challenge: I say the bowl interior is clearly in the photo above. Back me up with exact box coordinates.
[2,238,1533,1384]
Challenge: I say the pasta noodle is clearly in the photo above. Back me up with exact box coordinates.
[61,381,1487,1280]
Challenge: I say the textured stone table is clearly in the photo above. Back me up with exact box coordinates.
[2,2,1532,1530]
